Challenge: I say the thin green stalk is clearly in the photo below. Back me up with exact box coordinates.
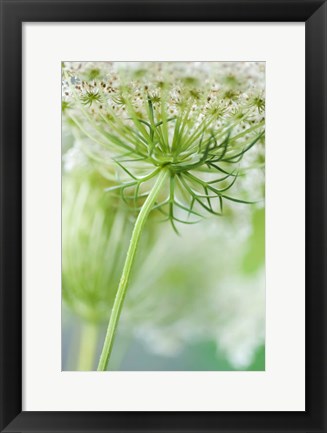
[77,321,99,371]
[97,168,169,371]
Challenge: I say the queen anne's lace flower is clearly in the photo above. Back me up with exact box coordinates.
[62,61,265,232]
[62,62,265,370]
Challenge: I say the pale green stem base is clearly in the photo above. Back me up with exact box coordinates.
[97,168,169,371]
[77,321,99,371]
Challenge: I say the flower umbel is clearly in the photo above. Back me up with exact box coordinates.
[63,62,265,232]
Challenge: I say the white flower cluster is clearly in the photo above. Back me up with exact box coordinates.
[62,61,265,131]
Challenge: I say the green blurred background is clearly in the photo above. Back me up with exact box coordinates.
[62,165,265,371]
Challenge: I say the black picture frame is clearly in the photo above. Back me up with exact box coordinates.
[0,0,326,432]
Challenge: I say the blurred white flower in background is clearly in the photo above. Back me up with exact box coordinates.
[122,212,264,368]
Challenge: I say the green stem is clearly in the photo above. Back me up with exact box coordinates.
[97,168,169,371]
[77,321,99,371]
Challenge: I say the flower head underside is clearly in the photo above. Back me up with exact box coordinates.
[62,62,265,232]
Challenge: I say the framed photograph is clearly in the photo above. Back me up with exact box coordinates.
[0,0,326,432]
